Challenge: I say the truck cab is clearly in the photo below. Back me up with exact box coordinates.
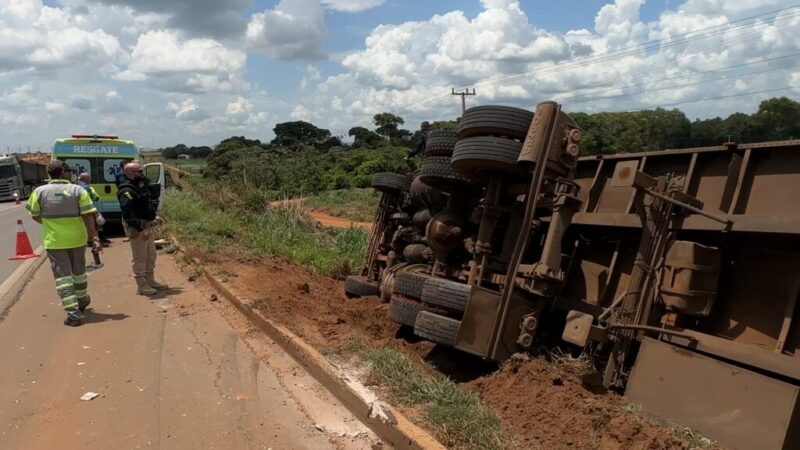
[0,154,47,201]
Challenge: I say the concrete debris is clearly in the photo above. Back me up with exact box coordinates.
[367,401,396,425]
[80,392,99,401]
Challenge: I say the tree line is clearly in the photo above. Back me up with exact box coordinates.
[160,144,213,159]
[573,97,800,154]
[157,96,800,196]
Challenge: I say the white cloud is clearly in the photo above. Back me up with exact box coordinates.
[291,104,310,121]
[246,0,327,60]
[0,2,122,72]
[45,101,66,112]
[1,84,37,107]
[125,30,245,77]
[299,0,800,134]
[226,97,253,118]
[2,0,800,151]
[321,0,385,13]
[594,0,647,47]
[167,98,209,121]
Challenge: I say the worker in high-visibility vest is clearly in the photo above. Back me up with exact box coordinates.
[27,161,102,327]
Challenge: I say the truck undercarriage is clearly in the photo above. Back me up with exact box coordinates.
[344,101,800,450]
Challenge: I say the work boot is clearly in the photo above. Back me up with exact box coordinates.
[64,317,83,327]
[146,274,169,291]
[135,277,158,296]
[78,296,91,313]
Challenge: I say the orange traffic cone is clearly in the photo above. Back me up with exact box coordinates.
[10,219,38,260]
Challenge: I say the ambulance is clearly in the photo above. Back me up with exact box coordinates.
[51,135,164,222]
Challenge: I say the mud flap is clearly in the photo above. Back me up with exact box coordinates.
[454,286,538,361]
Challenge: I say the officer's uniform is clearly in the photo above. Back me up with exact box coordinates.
[118,176,164,294]
[27,180,97,321]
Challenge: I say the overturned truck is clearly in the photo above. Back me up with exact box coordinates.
[345,101,800,450]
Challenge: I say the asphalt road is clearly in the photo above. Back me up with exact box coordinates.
[0,241,377,449]
[0,201,42,282]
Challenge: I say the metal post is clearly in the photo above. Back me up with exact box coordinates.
[451,88,476,114]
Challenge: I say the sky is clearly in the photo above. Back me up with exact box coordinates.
[1,0,799,151]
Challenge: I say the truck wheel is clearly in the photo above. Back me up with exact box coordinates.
[412,209,432,227]
[424,130,458,157]
[457,105,533,140]
[409,176,448,210]
[414,311,461,346]
[372,172,409,193]
[419,156,471,190]
[345,276,379,298]
[388,297,445,327]
[451,136,529,182]
[420,277,471,312]
[393,271,430,299]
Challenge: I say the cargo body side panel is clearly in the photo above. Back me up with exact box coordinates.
[626,338,800,450]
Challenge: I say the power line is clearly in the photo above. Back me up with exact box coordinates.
[565,58,800,106]
[408,4,800,112]
[628,84,800,111]
[473,6,800,89]
[555,52,800,104]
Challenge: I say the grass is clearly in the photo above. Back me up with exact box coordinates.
[303,188,380,222]
[362,347,517,450]
[161,189,369,278]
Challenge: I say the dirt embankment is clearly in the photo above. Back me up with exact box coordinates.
[187,249,704,450]
[269,198,373,230]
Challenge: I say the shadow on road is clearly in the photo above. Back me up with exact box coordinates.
[149,287,184,300]
[82,310,129,324]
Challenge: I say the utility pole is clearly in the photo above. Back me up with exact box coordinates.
[451,88,476,114]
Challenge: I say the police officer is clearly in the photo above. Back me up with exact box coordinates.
[27,161,102,327]
[118,162,168,296]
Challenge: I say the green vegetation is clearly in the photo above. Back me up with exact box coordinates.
[160,144,213,159]
[303,189,380,222]
[363,347,516,450]
[154,98,800,198]
[574,96,800,154]
[162,188,368,278]
[167,158,206,174]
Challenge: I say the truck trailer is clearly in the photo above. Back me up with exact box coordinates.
[0,155,47,201]
[346,101,800,450]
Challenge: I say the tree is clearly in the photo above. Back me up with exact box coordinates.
[161,147,179,159]
[271,121,331,148]
[205,136,265,178]
[373,113,405,139]
[750,97,800,141]
[348,127,382,147]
